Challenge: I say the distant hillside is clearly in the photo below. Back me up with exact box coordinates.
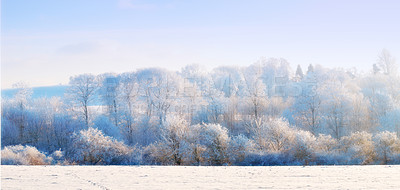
[1,85,68,99]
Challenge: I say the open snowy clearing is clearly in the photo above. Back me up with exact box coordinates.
[2,165,399,190]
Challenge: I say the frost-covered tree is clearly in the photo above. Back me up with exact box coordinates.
[295,64,304,81]
[2,95,79,153]
[243,65,267,120]
[51,113,80,151]
[117,72,141,144]
[319,70,353,139]
[360,74,392,130]
[67,74,99,127]
[136,69,183,124]
[347,92,371,133]
[4,55,400,166]
[1,116,19,146]
[4,83,33,143]
[291,71,321,134]
[376,49,397,76]
[307,64,314,74]
[201,75,226,123]
[12,82,33,110]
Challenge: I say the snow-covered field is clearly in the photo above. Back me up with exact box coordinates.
[2,165,399,190]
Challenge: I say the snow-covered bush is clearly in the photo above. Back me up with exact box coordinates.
[143,115,188,165]
[315,134,338,153]
[49,149,67,165]
[1,145,52,165]
[373,131,400,164]
[180,124,207,165]
[143,143,166,165]
[244,131,344,165]
[66,127,134,165]
[229,134,255,164]
[290,130,317,165]
[199,123,230,165]
[249,117,296,152]
[311,134,342,164]
[145,122,231,166]
[263,118,297,153]
[340,131,376,164]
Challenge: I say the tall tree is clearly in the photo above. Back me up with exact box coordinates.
[291,70,321,134]
[295,65,304,81]
[377,49,397,76]
[67,74,99,128]
[12,82,32,142]
[119,72,140,144]
[307,64,314,74]
[320,71,353,139]
[243,65,267,120]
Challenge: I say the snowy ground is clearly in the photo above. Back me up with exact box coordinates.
[1,165,399,190]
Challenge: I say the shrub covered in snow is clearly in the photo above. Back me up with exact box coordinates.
[315,134,338,153]
[1,145,52,165]
[199,123,230,165]
[66,127,134,165]
[144,121,231,166]
[373,131,400,164]
[340,131,376,164]
[229,134,255,164]
[143,115,189,165]
[290,130,317,165]
[49,149,67,165]
[250,117,296,152]
[181,124,207,165]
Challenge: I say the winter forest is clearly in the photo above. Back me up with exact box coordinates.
[2,50,400,166]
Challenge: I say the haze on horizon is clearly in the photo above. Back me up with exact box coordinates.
[2,0,400,89]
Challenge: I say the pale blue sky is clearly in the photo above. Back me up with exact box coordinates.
[2,0,400,88]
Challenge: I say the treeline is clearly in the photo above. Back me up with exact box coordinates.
[2,50,400,165]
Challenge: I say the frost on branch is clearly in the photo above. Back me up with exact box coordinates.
[67,127,134,165]
[1,145,52,165]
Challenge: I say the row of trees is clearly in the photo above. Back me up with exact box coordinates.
[2,49,400,165]
[2,116,400,165]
